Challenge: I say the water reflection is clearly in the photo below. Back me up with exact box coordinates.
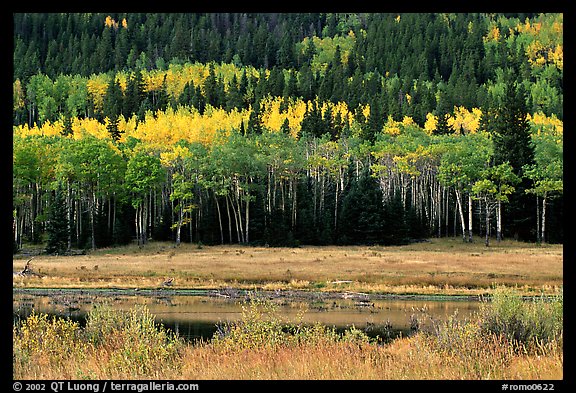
[13,291,481,342]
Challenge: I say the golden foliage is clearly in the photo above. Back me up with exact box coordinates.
[448,106,482,134]
[527,112,563,136]
[424,113,437,135]
[382,115,401,136]
[13,79,25,110]
[484,25,501,42]
[86,74,110,113]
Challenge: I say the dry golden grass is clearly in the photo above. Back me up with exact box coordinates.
[14,332,562,380]
[13,238,563,296]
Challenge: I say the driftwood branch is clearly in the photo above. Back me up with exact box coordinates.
[13,257,43,277]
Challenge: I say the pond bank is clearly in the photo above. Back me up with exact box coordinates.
[13,286,485,302]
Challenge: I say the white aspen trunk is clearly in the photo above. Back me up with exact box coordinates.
[107,196,112,235]
[76,199,81,248]
[90,192,96,250]
[148,191,152,240]
[214,192,224,245]
[112,195,116,244]
[67,182,72,250]
[313,172,317,225]
[281,180,286,212]
[142,198,149,244]
[334,178,339,229]
[225,193,233,243]
[497,200,502,243]
[292,178,297,229]
[228,193,241,243]
[135,205,139,246]
[196,192,202,242]
[245,193,250,244]
[536,195,541,244]
[236,191,245,243]
[176,207,182,246]
[542,194,547,244]
[437,183,441,238]
[468,194,473,243]
[319,173,325,216]
[485,200,490,247]
[455,189,466,242]
[444,187,449,237]
[267,168,272,214]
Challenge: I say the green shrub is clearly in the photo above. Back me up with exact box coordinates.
[13,312,87,372]
[478,286,563,345]
[211,295,371,351]
[85,303,184,376]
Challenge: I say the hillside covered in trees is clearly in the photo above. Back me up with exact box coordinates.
[12,13,563,252]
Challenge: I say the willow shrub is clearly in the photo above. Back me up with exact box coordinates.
[84,303,184,376]
[13,312,87,372]
[211,296,371,352]
[478,286,563,346]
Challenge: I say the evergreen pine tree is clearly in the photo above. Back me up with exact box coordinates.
[339,170,386,245]
[280,118,291,135]
[45,185,69,255]
[491,70,536,241]
[61,114,74,137]
[492,71,535,175]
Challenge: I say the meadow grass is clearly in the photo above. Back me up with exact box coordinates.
[13,238,563,296]
[13,287,563,380]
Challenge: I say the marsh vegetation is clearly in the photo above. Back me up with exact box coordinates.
[13,287,562,380]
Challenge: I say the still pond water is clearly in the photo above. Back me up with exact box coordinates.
[13,289,482,342]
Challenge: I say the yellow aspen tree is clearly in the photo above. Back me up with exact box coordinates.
[13,79,25,111]
[382,115,401,136]
[87,74,110,114]
[261,96,286,132]
[424,112,437,135]
[448,106,482,134]
[285,98,307,138]
[76,118,108,140]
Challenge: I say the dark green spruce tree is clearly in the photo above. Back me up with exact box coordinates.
[103,77,124,142]
[492,71,535,176]
[491,70,536,241]
[339,170,386,245]
[45,185,70,255]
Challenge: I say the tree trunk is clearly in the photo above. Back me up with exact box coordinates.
[67,182,72,250]
[468,194,473,243]
[455,189,467,242]
[175,207,182,246]
[245,193,250,244]
[228,193,241,243]
[135,205,140,246]
[485,200,490,247]
[90,191,96,250]
[214,191,224,245]
[225,193,233,243]
[542,194,547,244]
[536,195,541,244]
[496,200,502,243]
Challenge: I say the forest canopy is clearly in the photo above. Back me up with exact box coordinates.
[12,12,563,252]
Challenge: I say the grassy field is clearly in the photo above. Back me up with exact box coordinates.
[13,238,563,296]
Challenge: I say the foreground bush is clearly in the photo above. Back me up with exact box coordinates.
[478,286,563,345]
[13,304,184,379]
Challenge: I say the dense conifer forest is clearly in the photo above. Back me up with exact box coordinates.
[12,13,563,252]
